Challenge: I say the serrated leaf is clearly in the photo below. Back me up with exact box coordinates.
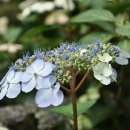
[51,100,96,119]
[79,32,114,44]
[71,9,115,23]
[116,22,130,36]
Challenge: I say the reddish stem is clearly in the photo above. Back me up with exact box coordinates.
[70,72,78,130]
[61,85,71,93]
[75,70,89,91]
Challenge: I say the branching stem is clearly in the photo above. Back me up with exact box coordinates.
[61,85,70,93]
[75,70,89,91]
[63,69,89,130]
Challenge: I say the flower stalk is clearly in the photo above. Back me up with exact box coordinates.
[70,70,78,130]
[69,70,89,130]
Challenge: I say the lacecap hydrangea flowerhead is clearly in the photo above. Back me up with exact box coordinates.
[0,41,130,108]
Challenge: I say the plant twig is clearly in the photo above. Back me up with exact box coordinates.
[75,70,89,91]
[76,71,79,76]
[61,85,70,93]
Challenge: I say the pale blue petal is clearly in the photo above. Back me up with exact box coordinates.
[39,62,54,76]
[6,70,15,81]
[31,59,45,73]
[35,88,52,108]
[115,57,128,65]
[0,79,8,88]
[21,72,33,83]
[6,84,21,98]
[0,75,6,85]
[49,75,56,85]
[101,77,111,85]
[51,90,64,106]
[22,77,36,93]
[26,65,34,75]
[0,86,8,100]
[10,72,23,84]
[36,76,51,90]
[53,82,60,93]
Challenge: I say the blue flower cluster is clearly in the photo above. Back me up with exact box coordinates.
[0,41,130,108]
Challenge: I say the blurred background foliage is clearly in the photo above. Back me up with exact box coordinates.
[0,0,130,130]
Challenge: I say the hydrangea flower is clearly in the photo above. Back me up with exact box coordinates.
[35,75,64,107]
[21,59,54,92]
[115,50,130,65]
[0,41,129,109]
[0,69,23,99]
[92,62,115,85]
[98,53,112,62]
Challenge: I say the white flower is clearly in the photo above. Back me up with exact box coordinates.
[92,62,114,85]
[54,0,75,11]
[18,1,55,20]
[98,53,112,62]
[115,50,130,65]
[80,49,87,56]
[0,70,22,99]
[31,2,55,14]
[35,75,64,108]
[21,59,54,92]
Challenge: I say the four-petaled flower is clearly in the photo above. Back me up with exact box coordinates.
[21,59,54,92]
[35,75,64,107]
[0,70,23,99]
[92,62,116,85]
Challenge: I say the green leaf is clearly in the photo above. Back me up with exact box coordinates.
[21,25,59,39]
[22,26,45,38]
[71,9,115,23]
[77,100,96,116]
[118,40,130,53]
[91,0,107,9]
[116,22,130,36]
[76,0,92,6]
[51,100,96,119]
[3,27,22,42]
[78,105,115,129]
[79,32,114,44]
[91,21,115,33]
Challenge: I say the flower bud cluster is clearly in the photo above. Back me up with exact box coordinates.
[43,41,122,83]
[44,42,82,83]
